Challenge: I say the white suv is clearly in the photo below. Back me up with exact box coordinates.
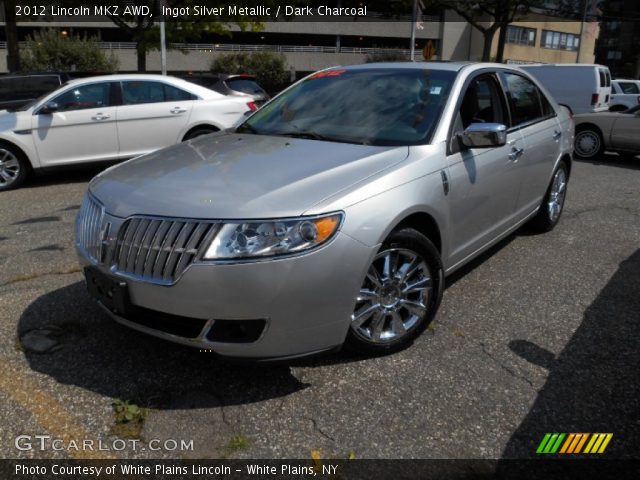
[609,79,640,111]
[0,74,254,191]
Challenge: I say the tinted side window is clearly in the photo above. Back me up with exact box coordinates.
[51,83,111,111]
[502,73,550,126]
[459,75,507,129]
[619,82,639,94]
[163,84,196,101]
[122,81,166,105]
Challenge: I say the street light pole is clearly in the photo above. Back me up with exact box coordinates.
[410,0,418,61]
[160,19,167,75]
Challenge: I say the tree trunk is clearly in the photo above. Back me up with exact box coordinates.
[496,23,508,63]
[481,25,501,62]
[4,1,20,72]
[136,42,146,72]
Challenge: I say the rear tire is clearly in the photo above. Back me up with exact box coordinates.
[183,127,218,141]
[0,144,28,192]
[530,161,568,233]
[345,228,443,356]
[574,126,603,159]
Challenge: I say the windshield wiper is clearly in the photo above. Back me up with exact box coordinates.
[275,131,371,145]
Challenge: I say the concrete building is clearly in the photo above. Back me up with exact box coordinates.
[0,8,598,74]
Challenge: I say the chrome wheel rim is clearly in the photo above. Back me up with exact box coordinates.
[351,248,431,344]
[547,168,567,222]
[0,148,20,187]
[575,131,600,158]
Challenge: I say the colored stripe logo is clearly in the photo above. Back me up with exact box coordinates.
[536,433,613,454]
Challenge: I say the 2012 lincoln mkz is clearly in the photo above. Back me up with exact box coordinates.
[76,62,574,360]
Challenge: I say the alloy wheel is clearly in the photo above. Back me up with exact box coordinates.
[547,168,567,222]
[0,148,20,188]
[351,248,432,344]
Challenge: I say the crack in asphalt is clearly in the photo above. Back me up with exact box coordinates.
[436,320,536,389]
[306,417,335,442]
[0,267,82,288]
[479,342,535,389]
[564,205,640,219]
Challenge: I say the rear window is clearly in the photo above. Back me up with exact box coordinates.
[226,78,266,95]
[598,69,611,87]
[618,82,640,94]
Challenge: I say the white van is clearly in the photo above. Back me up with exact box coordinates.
[519,64,612,114]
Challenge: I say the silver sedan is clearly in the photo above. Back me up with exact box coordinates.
[76,62,574,360]
[574,105,640,159]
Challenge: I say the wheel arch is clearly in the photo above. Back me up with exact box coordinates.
[0,138,34,171]
[182,123,221,141]
[391,211,443,255]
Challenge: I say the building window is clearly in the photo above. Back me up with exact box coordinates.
[542,30,580,51]
[506,26,536,46]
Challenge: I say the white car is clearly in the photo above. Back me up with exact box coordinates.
[609,79,640,112]
[0,74,255,191]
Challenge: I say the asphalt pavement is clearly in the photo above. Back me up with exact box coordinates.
[0,154,638,460]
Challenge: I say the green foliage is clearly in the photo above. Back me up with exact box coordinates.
[20,29,118,72]
[226,434,250,451]
[112,399,148,424]
[211,52,289,93]
[364,51,409,63]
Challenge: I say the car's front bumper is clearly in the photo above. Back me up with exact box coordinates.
[78,231,377,359]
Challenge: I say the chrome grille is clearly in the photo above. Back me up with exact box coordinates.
[112,218,216,284]
[76,194,105,263]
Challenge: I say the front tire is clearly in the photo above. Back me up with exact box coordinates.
[530,161,568,233]
[345,228,443,355]
[574,126,603,159]
[0,144,28,192]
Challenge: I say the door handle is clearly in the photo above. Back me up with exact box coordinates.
[553,130,562,140]
[170,107,187,114]
[91,113,111,121]
[508,147,524,161]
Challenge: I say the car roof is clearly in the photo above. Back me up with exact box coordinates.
[64,74,224,99]
[340,61,473,72]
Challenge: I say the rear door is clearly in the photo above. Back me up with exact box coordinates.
[116,80,195,158]
[500,71,561,216]
[610,109,640,151]
[596,67,612,110]
[445,72,525,266]
[31,81,119,166]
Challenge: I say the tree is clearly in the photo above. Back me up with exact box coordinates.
[20,29,119,72]
[426,1,543,61]
[2,0,20,71]
[211,52,289,94]
[57,0,286,72]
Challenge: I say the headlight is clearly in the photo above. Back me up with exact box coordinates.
[202,213,343,260]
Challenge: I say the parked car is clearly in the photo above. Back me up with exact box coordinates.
[609,79,640,112]
[180,73,270,108]
[0,72,70,111]
[0,74,255,191]
[573,105,640,159]
[76,62,573,360]
[519,63,612,114]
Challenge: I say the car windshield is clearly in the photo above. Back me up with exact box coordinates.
[226,77,266,95]
[237,67,456,146]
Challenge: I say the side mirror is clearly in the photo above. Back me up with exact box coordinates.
[39,102,59,114]
[458,123,507,148]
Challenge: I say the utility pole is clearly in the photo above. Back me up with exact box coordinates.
[410,0,418,60]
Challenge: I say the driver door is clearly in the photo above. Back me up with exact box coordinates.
[31,81,119,166]
[445,73,525,267]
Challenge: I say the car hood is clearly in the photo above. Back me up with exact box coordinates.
[90,133,408,219]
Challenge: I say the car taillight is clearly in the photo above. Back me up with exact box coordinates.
[591,93,598,105]
[247,101,258,112]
